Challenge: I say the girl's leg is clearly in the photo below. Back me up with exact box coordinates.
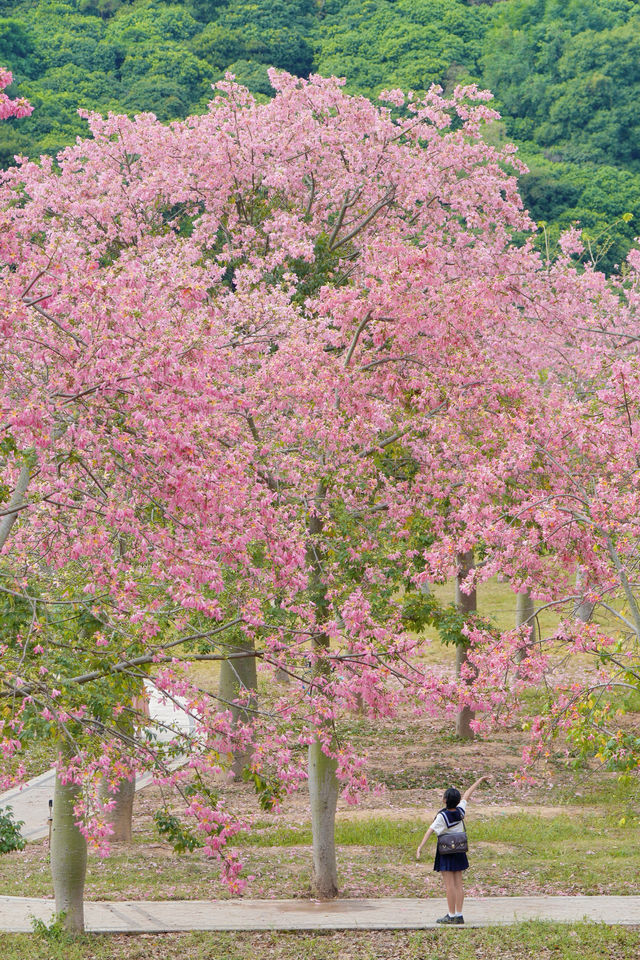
[453,871,464,913]
[442,870,456,915]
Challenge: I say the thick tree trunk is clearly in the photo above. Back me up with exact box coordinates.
[455,550,476,740]
[218,640,258,777]
[50,763,87,933]
[308,737,339,899]
[514,589,536,664]
[98,775,135,842]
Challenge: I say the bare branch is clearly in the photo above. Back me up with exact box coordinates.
[330,187,396,251]
[27,302,88,348]
[343,310,372,368]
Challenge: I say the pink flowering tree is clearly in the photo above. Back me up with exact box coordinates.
[506,244,640,774]
[412,222,640,780]
[0,67,32,122]
[0,69,574,924]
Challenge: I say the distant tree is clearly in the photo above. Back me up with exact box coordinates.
[78,0,128,19]
[316,0,488,99]
[193,0,314,77]
[482,1,640,170]
[0,63,31,118]
[518,149,640,273]
[0,18,40,78]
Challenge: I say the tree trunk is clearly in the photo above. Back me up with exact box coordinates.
[98,775,135,842]
[573,566,595,623]
[307,618,340,896]
[455,550,476,740]
[514,589,536,664]
[308,737,339,899]
[0,461,29,551]
[218,640,258,777]
[305,479,339,898]
[50,763,87,933]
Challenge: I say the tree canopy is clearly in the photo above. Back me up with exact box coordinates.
[1,0,640,271]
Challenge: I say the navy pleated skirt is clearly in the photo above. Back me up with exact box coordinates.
[434,850,469,872]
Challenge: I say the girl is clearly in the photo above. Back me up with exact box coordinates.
[416,775,489,924]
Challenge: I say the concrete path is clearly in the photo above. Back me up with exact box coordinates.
[0,683,194,842]
[1,895,639,933]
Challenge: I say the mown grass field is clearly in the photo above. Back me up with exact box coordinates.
[2,924,640,960]
[2,799,639,903]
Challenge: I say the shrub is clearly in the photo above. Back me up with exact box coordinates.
[0,805,26,854]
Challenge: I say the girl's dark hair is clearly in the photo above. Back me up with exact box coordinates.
[444,787,461,809]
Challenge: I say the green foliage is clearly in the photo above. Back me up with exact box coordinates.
[153,809,204,852]
[0,0,315,161]
[78,0,130,19]
[30,912,71,942]
[193,0,314,77]
[315,0,488,99]
[402,589,495,648]
[0,806,26,854]
[224,59,273,98]
[518,147,640,272]
[481,1,640,171]
[0,17,40,75]
[0,578,155,772]
[241,767,282,810]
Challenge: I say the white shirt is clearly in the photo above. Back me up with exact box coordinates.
[429,799,467,836]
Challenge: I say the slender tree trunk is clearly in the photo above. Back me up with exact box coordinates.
[0,461,29,552]
[514,589,536,664]
[98,712,137,842]
[305,479,339,898]
[98,775,135,842]
[275,666,290,685]
[218,640,258,777]
[307,629,340,897]
[308,736,339,898]
[50,758,87,933]
[455,550,476,740]
[307,608,340,896]
[573,566,595,623]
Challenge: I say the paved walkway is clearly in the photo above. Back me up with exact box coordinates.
[0,684,194,842]
[1,895,639,932]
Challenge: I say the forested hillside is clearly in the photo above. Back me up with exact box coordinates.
[1,0,639,269]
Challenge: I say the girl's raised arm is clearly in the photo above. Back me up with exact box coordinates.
[462,775,489,803]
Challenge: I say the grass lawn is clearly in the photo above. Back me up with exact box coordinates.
[1,925,639,960]
[2,799,639,901]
